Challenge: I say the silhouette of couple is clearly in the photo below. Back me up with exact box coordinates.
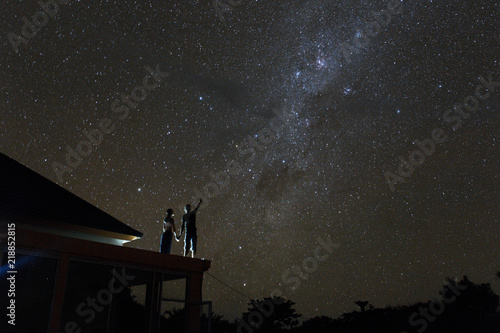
[159,199,202,258]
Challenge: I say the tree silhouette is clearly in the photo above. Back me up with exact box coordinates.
[354,300,369,312]
[160,306,186,333]
[110,286,150,332]
[294,315,336,332]
[241,297,301,332]
[432,276,500,332]
[201,313,238,333]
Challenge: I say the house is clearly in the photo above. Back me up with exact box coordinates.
[0,153,211,333]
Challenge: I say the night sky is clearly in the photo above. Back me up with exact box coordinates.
[1,0,499,321]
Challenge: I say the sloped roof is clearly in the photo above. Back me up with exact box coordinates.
[0,153,142,242]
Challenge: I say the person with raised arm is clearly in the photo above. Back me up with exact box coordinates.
[178,199,202,258]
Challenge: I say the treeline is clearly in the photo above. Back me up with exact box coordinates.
[195,273,500,333]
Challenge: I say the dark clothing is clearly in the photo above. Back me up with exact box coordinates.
[160,230,173,254]
[182,208,199,254]
[182,210,197,235]
[160,217,174,254]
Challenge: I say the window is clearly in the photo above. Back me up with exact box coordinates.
[159,273,187,333]
[59,260,154,333]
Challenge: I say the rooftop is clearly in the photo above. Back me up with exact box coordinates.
[0,153,142,245]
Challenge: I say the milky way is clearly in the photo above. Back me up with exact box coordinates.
[1,0,498,320]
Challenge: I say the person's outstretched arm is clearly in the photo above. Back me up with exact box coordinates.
[193,198,203,213]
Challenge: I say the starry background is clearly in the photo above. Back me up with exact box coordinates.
[0,0,499,321]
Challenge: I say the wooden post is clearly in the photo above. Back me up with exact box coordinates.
[187,272,204,333]
[48,254,69,333]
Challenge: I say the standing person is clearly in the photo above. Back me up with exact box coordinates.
[178,199,202,258]
[160,208,179,254]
